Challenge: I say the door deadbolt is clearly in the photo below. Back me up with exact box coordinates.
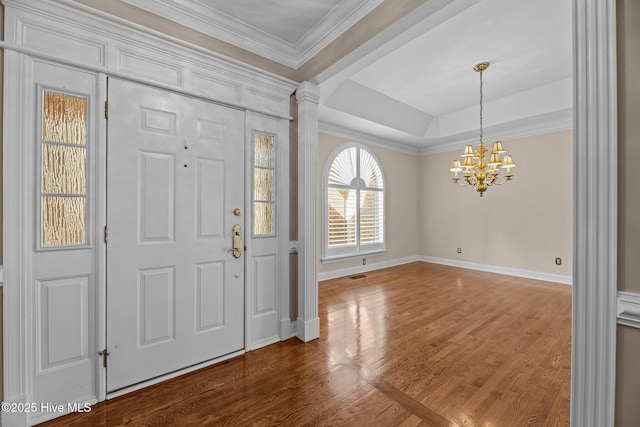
[233,208,241,216]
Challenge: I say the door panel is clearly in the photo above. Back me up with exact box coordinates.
[106,78,245,392]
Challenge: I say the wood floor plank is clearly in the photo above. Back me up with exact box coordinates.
[40,262,571,426]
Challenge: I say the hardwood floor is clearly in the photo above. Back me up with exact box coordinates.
[41,262,571,426]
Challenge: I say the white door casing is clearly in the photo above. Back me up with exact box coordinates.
[106,78,245,392]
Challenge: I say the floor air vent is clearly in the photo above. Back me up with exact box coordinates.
[350,274,367,280]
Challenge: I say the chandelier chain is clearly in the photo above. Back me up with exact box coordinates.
[479,68,483,143]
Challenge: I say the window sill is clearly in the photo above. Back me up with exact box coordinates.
[321,250,386,264]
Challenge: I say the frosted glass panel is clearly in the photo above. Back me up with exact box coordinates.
[42,196,86,246]
[43,92,87,145]
[43,144,86,194]
[254,168,274,201]
[253,133,276,236]
[254,134,274,168]
[254,202,274,236]
[41,90,88,248]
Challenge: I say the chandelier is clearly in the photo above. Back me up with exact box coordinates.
[449,62,515,196]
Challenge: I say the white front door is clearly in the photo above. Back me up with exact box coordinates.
[106,78,245,392]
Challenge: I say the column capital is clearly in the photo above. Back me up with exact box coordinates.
[296,81,321,105]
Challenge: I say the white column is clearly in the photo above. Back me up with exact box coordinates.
[571,0,617,426]
[296,81,321,342]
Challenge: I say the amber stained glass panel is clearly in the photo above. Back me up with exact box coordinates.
[254,202,274,235]
[254,134,274,168]
[254,133,276,235]
[42,144,86,195]
[254,168,274,201]
[41,90,88,247]
[42,196,86,246]
[43,91,87,145]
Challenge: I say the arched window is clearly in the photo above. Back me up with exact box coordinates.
[322,143,385,261]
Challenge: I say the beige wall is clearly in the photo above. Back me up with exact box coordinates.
[317,133,421,274]
[617,0,640,294]
[419,130,574,276]
[616,0,640,425]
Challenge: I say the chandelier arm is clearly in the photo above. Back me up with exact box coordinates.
[492,175,514,186]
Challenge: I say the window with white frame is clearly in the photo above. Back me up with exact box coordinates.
[323,144,385,261]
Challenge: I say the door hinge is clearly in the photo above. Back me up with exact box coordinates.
[104,100,109,119]
[98,349,110,368]
[103,225,108,243]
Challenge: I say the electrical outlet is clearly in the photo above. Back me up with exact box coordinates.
[555,257,562,265]
[363,258,366,265]
[457,248,462,254]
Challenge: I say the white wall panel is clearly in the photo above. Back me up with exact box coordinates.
[190,70,242,105]
[17,17,107,66]
[116,48,183,86]
[37,276,89,370]
[253,255,276,314]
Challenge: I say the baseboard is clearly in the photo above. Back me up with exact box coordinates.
[618,291,640,329]
[296,317,320,342]
[420,256,573,285]
[284,320,299,339]
[317,256,421,281]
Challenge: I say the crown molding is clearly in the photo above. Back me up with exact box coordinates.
[418,108,573,155]
[294,0,384,67]
[318,121,421,155]
[319,107,572,157]
[120,0,383,69]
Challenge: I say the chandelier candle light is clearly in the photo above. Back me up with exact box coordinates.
[449,62,515,196]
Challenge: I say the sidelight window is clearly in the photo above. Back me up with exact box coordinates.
[40,90,88,247]
[253,132,276,236]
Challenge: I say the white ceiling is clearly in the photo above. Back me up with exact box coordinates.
[120,0,573,153]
